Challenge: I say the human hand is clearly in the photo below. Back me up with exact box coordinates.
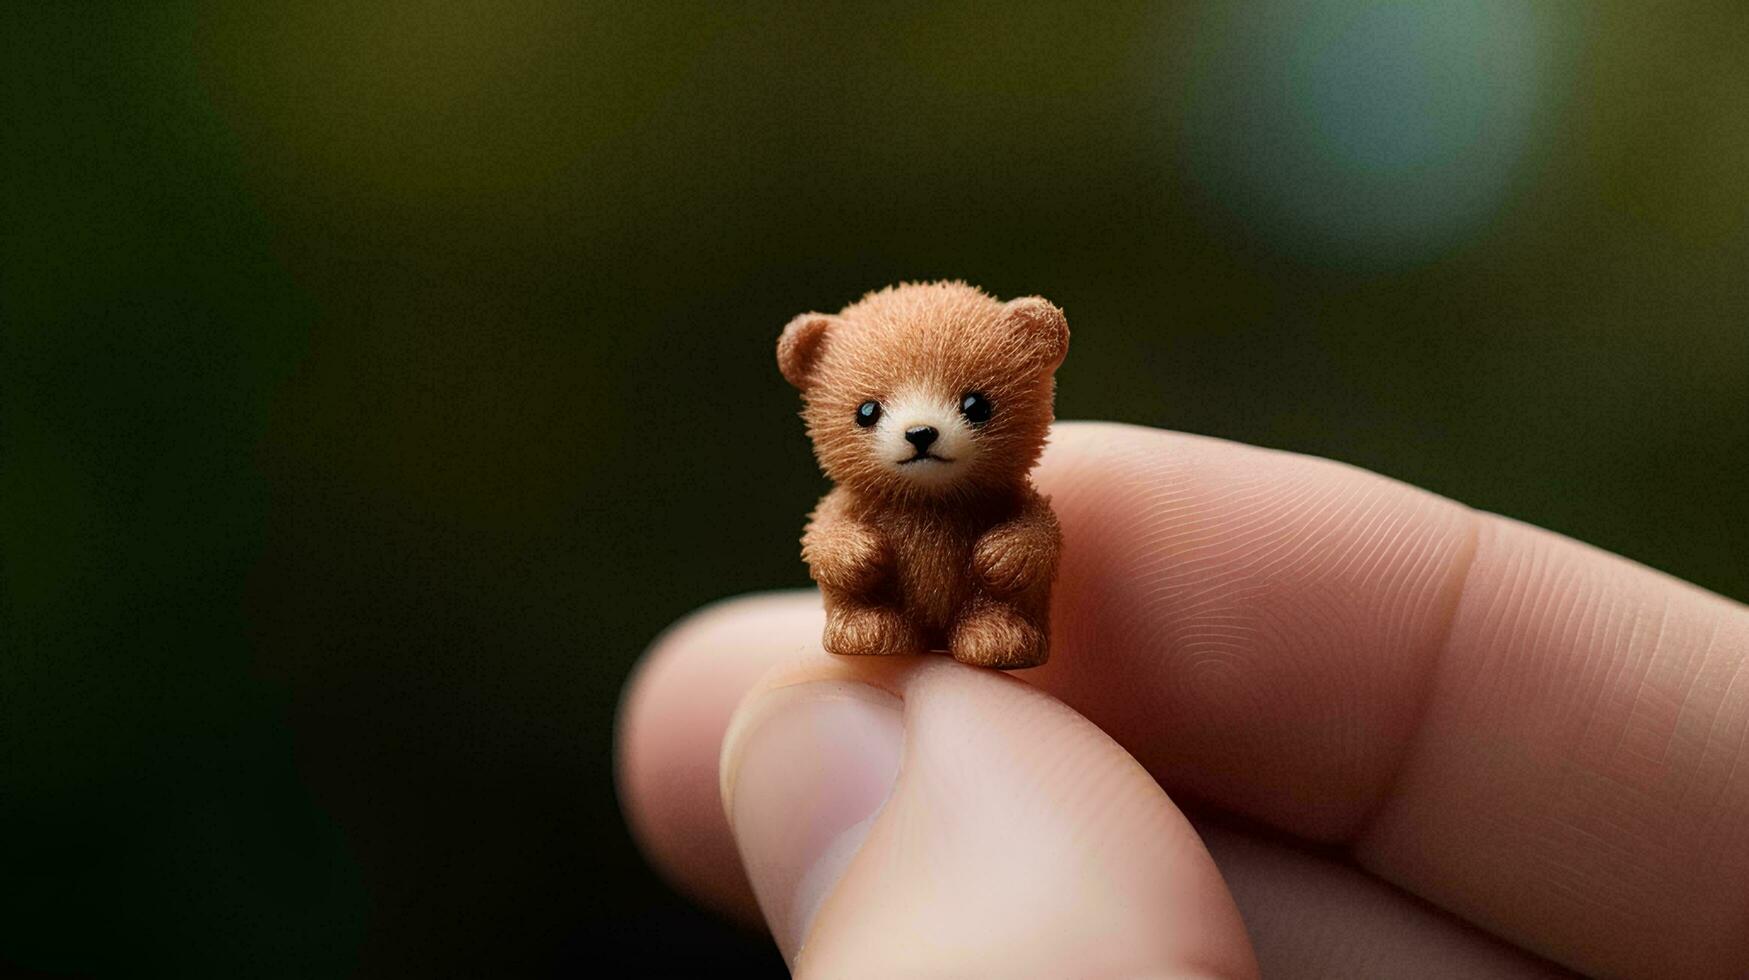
[617,423,1749,978]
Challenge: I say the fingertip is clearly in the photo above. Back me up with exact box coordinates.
[753,658,1259,978]
[717,676,907,958]
[1030,420,1479,840]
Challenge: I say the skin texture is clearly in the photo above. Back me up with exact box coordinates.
[779,282,1067,669]
[617,423,1749,978]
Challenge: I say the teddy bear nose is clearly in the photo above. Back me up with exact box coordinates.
[904,426,939,451]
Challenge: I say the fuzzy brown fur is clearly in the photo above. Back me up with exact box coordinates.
[777,281,1068,669]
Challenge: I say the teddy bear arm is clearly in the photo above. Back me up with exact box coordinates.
[972,503,1060,597]
[803,513,891,596]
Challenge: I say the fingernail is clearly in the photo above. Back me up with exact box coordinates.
[720,680,904,961]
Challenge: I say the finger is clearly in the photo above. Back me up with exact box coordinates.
[1031,422,1479,838]
[1036,423,1749,979]
[717,652,1258,978]
[618,422,1749,978]
[622,615,1573,980]
[1353,515,1749,978]
[1192,817,1575,979]
[615,594,813,925]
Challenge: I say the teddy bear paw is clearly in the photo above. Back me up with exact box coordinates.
[823,605,919,657]
[949,605,1048,669]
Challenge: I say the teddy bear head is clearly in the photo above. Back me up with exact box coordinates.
[777,281,1068,504]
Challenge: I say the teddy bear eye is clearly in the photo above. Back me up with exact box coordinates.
[959,391,993,426]
[855,400,882,428]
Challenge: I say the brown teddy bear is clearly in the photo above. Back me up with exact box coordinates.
[777,281,1068,669]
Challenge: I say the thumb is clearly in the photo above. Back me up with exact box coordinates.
[719,656,1259,979]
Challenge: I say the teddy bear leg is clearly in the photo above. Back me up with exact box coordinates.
[949,599,1048,669]
[823,601,922,657]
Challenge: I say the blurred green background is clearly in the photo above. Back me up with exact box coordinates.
[3,1,1744,975]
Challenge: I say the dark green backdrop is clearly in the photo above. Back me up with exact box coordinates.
[4,2,1744,976]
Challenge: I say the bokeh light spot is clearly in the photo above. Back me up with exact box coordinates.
[1175,0,1560,267]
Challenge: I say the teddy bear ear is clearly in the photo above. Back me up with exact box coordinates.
[776,312,838,389]
[1003,296,1069,373]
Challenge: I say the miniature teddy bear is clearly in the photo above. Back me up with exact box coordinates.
[777,281,1068,669]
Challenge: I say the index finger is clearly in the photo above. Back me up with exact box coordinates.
[618,422,1749,978]
[1034,423,1748,979]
